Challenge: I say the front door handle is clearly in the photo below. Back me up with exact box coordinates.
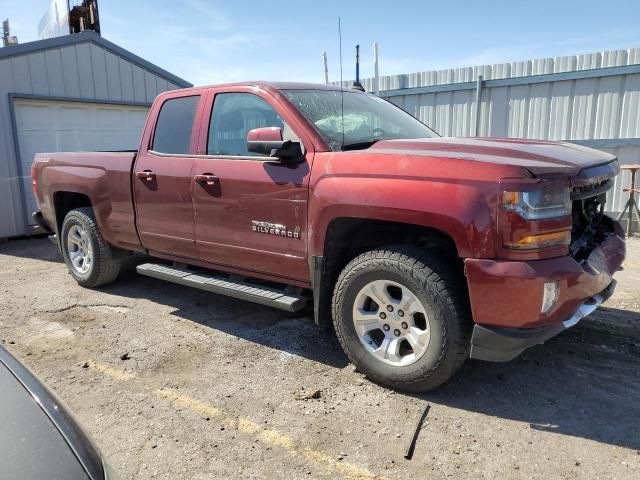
[194,174,218,186]
[136,170,155,181]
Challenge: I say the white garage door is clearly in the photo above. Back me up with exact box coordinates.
[13,98,149,226]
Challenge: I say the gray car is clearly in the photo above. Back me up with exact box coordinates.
[0,346,118,480]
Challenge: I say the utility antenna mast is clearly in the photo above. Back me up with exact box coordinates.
[352,45,365,91]
[322,51,329,84]
[2,19,18,47]
[373,42,380,95]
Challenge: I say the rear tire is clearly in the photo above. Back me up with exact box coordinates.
[332,245,470,392]
[61,207,121,288]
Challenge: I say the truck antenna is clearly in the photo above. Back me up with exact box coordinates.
[338,17,345,149]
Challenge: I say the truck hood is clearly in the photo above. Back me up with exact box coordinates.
[368,137,617,177]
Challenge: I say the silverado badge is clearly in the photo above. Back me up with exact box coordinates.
[252,221,301,239]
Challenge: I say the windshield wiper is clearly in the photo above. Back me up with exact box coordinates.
[340,140,380,151]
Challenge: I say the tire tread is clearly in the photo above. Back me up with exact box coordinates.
[61,207,121,288]
[332,245,471,392]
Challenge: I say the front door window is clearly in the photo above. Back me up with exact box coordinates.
[208,93,298,157]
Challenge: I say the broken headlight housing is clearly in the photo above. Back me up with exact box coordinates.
[499,179,572,253]
[502,183,571,220]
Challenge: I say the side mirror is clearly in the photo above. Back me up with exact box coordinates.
[247,127,303,163]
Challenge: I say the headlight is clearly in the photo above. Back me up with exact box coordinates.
[502,184,571,220]
[499,179,572,254]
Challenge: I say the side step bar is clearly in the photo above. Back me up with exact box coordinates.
[136,263,307,312]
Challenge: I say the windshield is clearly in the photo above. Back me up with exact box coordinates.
[282,89,438,151]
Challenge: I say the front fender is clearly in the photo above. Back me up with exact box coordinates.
[309,175,498,259]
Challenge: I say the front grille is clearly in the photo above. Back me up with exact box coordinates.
[571,178,612,201]
[570,178,614,261]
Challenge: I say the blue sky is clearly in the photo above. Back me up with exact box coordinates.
[2,0,640,86]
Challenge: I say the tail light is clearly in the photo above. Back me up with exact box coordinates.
[31,164,37,194]
[498,178,572,257]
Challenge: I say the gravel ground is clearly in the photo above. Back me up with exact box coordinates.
[1,237,639,479]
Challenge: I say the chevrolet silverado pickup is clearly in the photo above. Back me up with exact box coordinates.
[32,82,626,392]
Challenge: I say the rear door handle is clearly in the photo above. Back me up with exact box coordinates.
[194,174,218,186]
[136,170,155,181]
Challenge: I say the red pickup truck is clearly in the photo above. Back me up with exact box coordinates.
[32,82,625,391]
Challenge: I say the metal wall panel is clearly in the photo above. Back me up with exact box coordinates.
[60,46,81,97]
[13,99,149,222]
[44,49,65,94]
[0,41,185,238]
[599,146,640,213]
[0,58,24,240]
[350,48,640,216]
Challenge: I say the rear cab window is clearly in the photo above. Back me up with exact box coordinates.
[151,95,200,154]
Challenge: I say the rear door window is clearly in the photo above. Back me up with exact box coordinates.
[152,95,200,154]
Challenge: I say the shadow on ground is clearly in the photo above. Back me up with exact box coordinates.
[8,237,640,451]
[106,264,350,369]
[0,235,62,263]
[419,306,640,451]
[108,265,640,452]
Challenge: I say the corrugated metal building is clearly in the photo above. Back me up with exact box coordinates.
[0,31,191,239]
[350,48,640,218]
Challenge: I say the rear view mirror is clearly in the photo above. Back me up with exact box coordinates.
[247,127,303,163]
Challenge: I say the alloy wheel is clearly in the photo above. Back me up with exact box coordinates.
[66,224,93,275]
[352,279,431,366]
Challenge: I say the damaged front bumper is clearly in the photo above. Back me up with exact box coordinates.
[469,281,615,362]
[465,220,626,362]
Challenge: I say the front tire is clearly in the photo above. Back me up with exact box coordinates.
[61,207,121,288]
[332,245,471,392]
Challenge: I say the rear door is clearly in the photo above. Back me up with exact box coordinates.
[191,90,312,281]
[133,94,203,258]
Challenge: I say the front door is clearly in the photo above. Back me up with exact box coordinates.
[191,91,311,281]
[134,94,201,259]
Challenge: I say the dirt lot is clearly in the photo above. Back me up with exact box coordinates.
[1,237,639,479]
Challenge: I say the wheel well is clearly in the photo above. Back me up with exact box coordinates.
[323,217,461,285]
[312,217,465,326]
[53,192,92,234]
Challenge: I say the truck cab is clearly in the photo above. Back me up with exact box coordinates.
[132,85,314,281]
[32,82,626,392]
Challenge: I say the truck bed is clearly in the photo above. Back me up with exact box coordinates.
[33,151,142,252]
